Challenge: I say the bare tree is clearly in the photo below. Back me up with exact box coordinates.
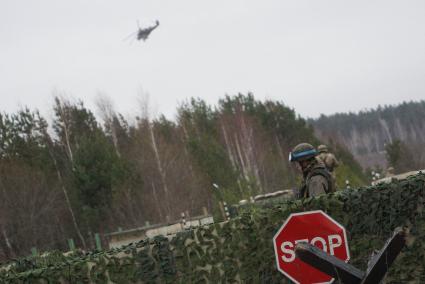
[42,128,87,249]
[95,93,121,157]
[53,96,75,164]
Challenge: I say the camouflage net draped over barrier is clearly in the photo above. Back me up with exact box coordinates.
[1,173,425,283]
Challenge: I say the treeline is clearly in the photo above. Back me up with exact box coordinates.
[312,101,425,170]
[0,93,365,260]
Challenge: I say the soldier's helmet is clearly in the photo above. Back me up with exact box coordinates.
[317,144,328,153]
[289,143,317,162]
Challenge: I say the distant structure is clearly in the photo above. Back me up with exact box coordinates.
[228,189,294,218]
[372,169,425,186]
[105,212,213,249]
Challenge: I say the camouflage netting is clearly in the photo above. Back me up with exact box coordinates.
[1,173,425,283]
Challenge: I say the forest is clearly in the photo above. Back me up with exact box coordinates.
[0,93,366,261]
[312,101,425,171]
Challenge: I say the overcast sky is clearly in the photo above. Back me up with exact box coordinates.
[1,0,425,120]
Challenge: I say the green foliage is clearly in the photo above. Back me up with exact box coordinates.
[385,139,416,174]
[52,98,131,232]
[329,142,368,188]
[335,164,363,189]
[2,173,425,283]
[0,108,51,169]
[73,133,126,229]
[0,94,369,261]
[219,93,318,147]
[52,98,99,146]
[180,94,366,196]
[178,98,241,202]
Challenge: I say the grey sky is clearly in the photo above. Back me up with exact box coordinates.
[1,0,425,120]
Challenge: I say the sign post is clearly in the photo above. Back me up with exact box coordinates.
[273,210,350,284]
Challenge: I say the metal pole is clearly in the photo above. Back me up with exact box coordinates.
[67,238,76,251]
[31,247,38,256]
[94,233,102,250]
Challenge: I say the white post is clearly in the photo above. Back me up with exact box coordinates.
[181,212,186,229]
[223,202,230,220]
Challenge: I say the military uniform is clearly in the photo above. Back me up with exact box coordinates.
[317,152,338,172]
[317,145,339,189]
[299,159,334,198]
[289,143,334,199]
[317,146,339,173]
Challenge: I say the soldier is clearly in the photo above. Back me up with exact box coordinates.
[317,145,339,189]
[317,145,339,173]
[289,143,335,198]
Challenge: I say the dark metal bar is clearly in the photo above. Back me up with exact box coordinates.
[294,227,407,284]
[295,242,364,284]
[361,227,407,284]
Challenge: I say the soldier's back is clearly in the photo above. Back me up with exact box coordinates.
[306,162,335,194]
[323,153,339,172]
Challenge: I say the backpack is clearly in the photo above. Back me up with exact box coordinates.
[299,165,335,198]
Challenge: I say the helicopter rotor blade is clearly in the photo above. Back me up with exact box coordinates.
[122,31,137,42]
[129,36,136,45]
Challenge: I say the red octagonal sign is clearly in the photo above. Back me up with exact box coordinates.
[273,210,349,284]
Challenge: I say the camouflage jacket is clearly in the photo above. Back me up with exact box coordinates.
[299,161,334,198]
[317,152,339,172]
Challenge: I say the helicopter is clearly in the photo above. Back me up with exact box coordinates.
[124,20,160,43]
[137,20,159,41]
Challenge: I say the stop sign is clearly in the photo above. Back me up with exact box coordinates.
[273,210,349,284]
